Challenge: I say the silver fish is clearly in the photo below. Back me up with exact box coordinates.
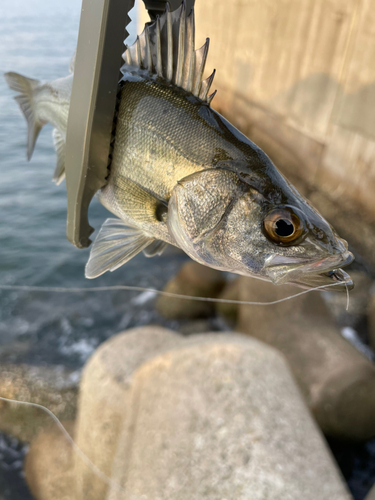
[4,3,353,291]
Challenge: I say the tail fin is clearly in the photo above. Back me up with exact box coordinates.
[4,72,44,160]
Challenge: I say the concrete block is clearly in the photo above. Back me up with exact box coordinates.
[155,260,225,319]
[24,421,75,500]
[236,277,375,440]
[0,364,78,442]
[74,326,184,500]
[74,326,351,500]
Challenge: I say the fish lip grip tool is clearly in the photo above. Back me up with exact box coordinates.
[65,0,195,249]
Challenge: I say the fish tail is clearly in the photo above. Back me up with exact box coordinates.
[4,72,44,160]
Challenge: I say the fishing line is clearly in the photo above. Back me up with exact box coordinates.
[0,279,350,489]
[0,281,349,306]
[0,396,127,493]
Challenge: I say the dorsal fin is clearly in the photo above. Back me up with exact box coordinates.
[121,1,216,104]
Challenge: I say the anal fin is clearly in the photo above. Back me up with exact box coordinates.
[85,218,154,279]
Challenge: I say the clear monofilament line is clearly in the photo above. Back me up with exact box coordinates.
[0,279,350,489]
[0,396,127,493]
[0,281,350,306]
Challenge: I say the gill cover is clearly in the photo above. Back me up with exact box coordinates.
[168,169,249,270]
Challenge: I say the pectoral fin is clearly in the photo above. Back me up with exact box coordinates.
[143,240,168,257]
[85,218,154,279]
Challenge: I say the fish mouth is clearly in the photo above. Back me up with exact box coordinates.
[265,251,354,292]
[290,266,354,292]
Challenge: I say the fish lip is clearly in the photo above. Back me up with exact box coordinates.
[265,251,353,276]
[265,251,354,291]
[291,267,354,292]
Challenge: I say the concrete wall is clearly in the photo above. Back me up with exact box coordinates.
[193,0,375,214]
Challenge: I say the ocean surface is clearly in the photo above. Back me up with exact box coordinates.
[0,0,188,369]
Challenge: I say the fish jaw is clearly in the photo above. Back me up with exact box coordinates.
[264,249,354,292]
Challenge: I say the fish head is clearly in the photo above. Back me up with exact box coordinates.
[168,168,354,292]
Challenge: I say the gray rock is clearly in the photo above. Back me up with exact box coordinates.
[155,260,225,319]
[24,421,75,500]
[236,276,375,441]
[74,326,351,500]
[365,483,375,500]
[0,364,78,442]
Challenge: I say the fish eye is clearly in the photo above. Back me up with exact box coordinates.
[264,208,303,244]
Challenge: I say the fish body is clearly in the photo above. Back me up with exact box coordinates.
[4,3,354,291]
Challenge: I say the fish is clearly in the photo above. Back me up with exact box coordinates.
[4,2,354,291]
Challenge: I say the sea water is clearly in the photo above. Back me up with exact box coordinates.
[0,0,186,368]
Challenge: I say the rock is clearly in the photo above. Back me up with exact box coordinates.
[0,364,78,442]
[366,483,375,500]
[24,421,75,500]
[368,292,375,351]
[75,326,351,500]
[155,260,225,319]
[236,276,375,441]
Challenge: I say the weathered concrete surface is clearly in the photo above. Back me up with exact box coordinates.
[74,326,351,500]
[0,364,78,442]
[155,260,225,319]
[236,277,375,441]
[137,1,375,267]
[24,421,75,500]
[106,331,350,500]
[74,327,184,500]
[365,483,375,500]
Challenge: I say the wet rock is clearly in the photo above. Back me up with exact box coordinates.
[76,326,351,500]
[0,364,78,442]
[155,260,225,319]
[366,483,375,500]
[214,276,240,323]
[236,277,375,441]
[368,293,375,351]
[24,421,75,500]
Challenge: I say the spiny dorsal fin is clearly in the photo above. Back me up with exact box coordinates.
[121,1,216,104]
